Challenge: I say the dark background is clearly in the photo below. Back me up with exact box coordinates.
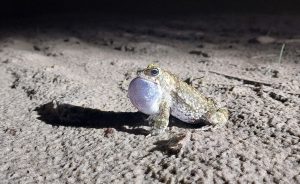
[1,0,300,19]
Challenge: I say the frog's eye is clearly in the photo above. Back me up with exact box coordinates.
[150,68,159,76]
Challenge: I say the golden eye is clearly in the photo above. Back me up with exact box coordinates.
[150,68,159,76]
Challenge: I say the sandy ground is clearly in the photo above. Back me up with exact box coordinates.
[0,14,300,183]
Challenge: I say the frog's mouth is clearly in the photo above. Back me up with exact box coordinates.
[135,77,159,85]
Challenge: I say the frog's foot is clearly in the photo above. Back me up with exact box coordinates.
[150,127,166,136]
[199,125,213,131]
[206,107,229,127]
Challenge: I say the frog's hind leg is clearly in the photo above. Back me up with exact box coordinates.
[206,107,229,127]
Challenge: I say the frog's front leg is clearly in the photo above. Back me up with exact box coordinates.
[148,101,170,135]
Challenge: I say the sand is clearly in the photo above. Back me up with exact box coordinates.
[1,14,300,183]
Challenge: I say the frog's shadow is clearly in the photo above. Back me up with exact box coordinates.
[35,101,206,136]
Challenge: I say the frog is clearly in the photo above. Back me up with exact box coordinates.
[127,63,229,135]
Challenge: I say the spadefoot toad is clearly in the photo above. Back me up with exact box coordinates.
[128,64,229,135]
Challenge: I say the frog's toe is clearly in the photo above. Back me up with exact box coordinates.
[150,128,166,135]
[208,107,229,126]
